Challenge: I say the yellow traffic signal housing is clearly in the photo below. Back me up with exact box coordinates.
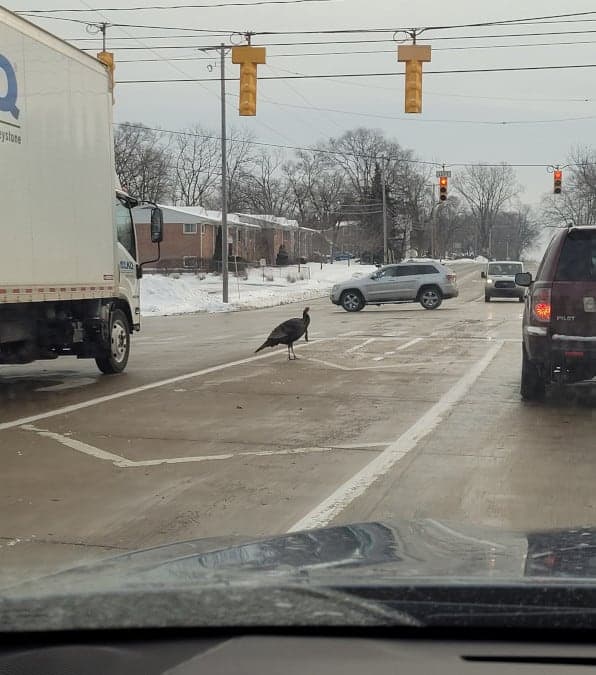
[553,169,563,194]
[232,45,266,116]
[397,44,431,114]
[439,176,448,201]
[97,50,115,103]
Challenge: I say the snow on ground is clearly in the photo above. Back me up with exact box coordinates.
[141,261,378,316]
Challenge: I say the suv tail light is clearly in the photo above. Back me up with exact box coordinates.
[532,287,552,323]
[447,274,456,283]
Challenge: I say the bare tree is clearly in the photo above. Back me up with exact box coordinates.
[114,123,172,203]
[325,127,392,199]
[225,126,257,212]
[171,126,219,206]
[239,150,292,215]
[453,163,520,254]
[492,205,542,259]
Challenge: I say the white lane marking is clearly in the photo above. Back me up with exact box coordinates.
[21,424,134,468]
[372,337,422,361]
[19,424,378,468]
[306,357,468,372]
[0,341,321,432]
[346,337,375,354]
[288,340,504,532]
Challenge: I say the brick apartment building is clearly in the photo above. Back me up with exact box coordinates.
[134,205,323,270]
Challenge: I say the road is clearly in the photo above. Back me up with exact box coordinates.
[2,261,596,586]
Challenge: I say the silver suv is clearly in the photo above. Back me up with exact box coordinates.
[330,261,459,312]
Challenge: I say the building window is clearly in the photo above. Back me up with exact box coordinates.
[183,223,198,234]
[183,256,198,268]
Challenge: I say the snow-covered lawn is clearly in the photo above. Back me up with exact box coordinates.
[141,261,378,316]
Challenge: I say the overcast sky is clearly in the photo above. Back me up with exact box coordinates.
[9,0,596,207]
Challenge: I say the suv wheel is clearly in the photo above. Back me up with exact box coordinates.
[484,293,491,302]
[521,346,546,401]
[340,290,365,312]
[419,286,442,310]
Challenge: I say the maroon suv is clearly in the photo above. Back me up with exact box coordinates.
[516,226,596,400]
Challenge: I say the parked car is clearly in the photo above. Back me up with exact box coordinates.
[482,261,526,302]
[330,262,458,312]
[516,226,596,400]
[334,252,355,261]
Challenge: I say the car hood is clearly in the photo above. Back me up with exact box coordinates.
[4,520,596,630]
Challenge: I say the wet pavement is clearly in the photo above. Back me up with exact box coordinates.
[2,262,595,586]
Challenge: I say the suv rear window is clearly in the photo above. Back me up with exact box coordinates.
[555,230,596,281]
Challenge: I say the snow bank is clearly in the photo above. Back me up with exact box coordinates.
[141,261,377,316]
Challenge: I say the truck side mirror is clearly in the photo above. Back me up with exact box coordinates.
[481,271,486,279]
[151,207,164,243]
[515,272,533,287]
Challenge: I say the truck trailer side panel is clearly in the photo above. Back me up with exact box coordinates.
[1,8,116,302]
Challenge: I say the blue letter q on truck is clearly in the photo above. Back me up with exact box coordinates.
[0,53,19,120]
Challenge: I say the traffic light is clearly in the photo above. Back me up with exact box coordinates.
[439,176,448,201]
[97,50,115,103]
[397,44,432,114]
[231,45,266,116]
[553,169,562,194]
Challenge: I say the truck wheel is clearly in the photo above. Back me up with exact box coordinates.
[341,290,365,312]
[95,309,130,374]
[419,286,442,310]
[520,346,546,401]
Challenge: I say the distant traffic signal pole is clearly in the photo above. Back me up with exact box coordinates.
[203,38,266,303]
[219,43,229,303]
[381,157,388,263]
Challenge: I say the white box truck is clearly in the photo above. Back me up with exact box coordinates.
[0,7,162,373]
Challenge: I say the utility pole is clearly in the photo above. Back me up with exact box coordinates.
[381,158,388,264]
[219,43,229,303]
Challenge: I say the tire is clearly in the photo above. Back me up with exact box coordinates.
[419,286,443,310]
[485,293,491,302]
[520,345,546,401]
[518,295,525,303]
[95,308,131,374]
[340,290,365,312]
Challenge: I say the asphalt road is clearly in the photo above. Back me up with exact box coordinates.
[2,262,596,587]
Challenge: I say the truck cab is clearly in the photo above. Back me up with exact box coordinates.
[482,261,526,303]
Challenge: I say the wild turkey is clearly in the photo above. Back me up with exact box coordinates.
[255,307,310,360]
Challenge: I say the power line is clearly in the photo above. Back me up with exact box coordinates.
[22,0,336,10]
[259,98,596,125]
[115,122,589,168]
[117,62,596,83]
[109,38,596,62]
[116,121,440,164]
[71,28,596,52]
[21,9,596,30]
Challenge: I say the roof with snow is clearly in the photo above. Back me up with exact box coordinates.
[133,204,318,232]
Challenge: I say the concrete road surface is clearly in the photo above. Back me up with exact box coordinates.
[2,262,596,587]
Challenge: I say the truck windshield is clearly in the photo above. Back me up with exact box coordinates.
[115,197,136,260]
[488,263,522,275]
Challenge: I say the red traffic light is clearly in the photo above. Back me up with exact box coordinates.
[554,170,562,181]
[439,176,448,201]
[553,169,562,194]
